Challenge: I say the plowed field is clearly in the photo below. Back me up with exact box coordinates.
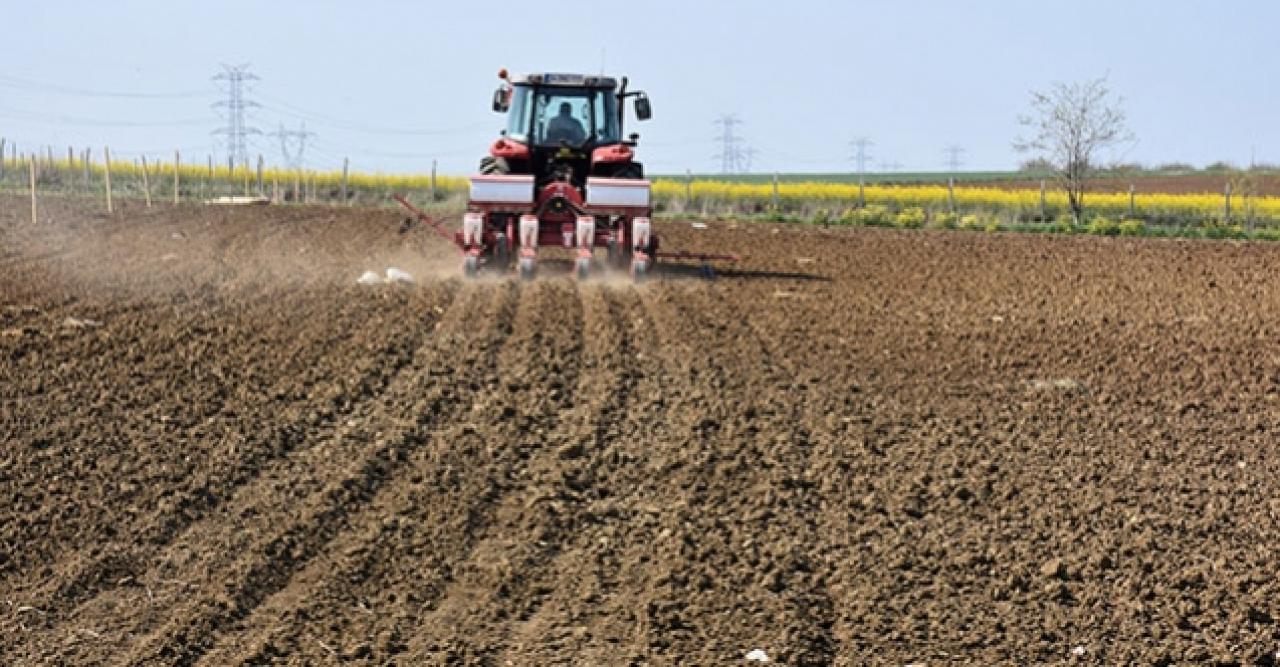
[3,196,1279,665]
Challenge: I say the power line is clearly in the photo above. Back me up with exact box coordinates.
[0,72,208,99]
[212,64,260,169]
[310,136,478,160]
[256,92,490,136]
[0,104,214,127]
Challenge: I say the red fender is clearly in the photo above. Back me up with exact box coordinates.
[591,143,634,166]
[490,137,530,161]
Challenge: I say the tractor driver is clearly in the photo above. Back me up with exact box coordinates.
[545,101,586,145]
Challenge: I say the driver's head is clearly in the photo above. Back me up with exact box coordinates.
[558,102,572,116]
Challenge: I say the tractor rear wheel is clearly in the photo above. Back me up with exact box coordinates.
[479,156,510,175]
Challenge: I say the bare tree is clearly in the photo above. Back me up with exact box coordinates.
[1015,77,1133,223]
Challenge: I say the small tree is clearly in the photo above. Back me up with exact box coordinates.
[1015,77,1133,224]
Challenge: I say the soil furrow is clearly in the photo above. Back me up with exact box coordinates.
[4,282,504,665]
[114,282,519,666]
[596,282,841,664]
[385,278,590,663]
[397,284,642,663]
[189,278,583,665]
[1,285,452,617]
[2,204,451,612]
[488,285,668,664]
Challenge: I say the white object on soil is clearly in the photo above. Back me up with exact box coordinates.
[357,271,382,285]
[1027,378,1084,392]
[62,316,102,329]
[385,267,413,283]
[203,196,270,205]
[745,648,770,662]
[692,222,708,229]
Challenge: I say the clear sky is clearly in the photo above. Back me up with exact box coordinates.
[3,0,1275,175]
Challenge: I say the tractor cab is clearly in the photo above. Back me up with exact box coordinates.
[484,71,651,187]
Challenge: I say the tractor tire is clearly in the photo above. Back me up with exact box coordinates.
[492,233,511,272]
[518,257,536,281]
[631,257,648,283]
[479,156,511,175]
[606,236,622,269]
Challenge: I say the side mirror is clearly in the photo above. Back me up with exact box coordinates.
[492,87,509,113]
[634,94,652,121]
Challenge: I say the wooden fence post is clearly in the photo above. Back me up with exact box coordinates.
[174,150,181,205]
[341,157,350,205]
[104,146,114,214]
[206,155,213,199]
[1039,179,1047,220]
[685,169,693,207]
[1128,184,1135,218]
[256,154,264,196]
[1225,182,1232,220]
[947,176,955,215]
[430,159,438,202]
[29,158,38,224]
[771,173,779,210]
[83,148,91,190]
[0,137,5,181]
[141,155,153,207]
[272,177,279,204]
[293,169,301,204]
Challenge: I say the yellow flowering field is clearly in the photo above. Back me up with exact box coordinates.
[650,179,1280,220]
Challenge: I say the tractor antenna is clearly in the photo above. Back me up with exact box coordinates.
[212,63,261,170]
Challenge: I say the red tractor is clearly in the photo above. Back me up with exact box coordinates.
[395,69,736,281]
[465,69,657,280]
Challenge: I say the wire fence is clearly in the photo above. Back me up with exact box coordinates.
[4,138,1277,232]
[0,141,469,216]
